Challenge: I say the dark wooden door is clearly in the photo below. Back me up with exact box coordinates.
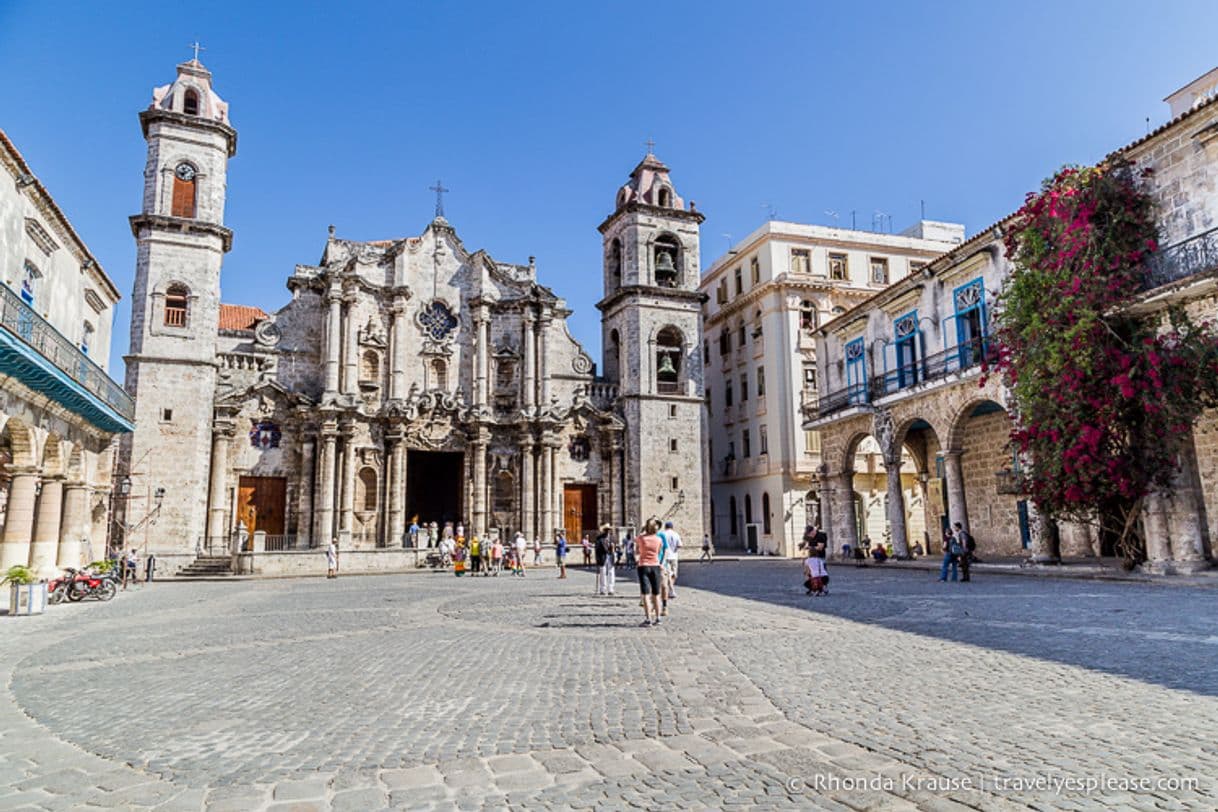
[237,476,287,537]
[563,484,598,542]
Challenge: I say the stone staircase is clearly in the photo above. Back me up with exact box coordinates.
[176,556,234,578]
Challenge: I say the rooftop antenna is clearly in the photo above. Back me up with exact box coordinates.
[761,203,778,221]
[824,210,839,228]
[1146,116,1151,135]
[721,233,737,255]
[851,210,857,230]
[920,199,926,221]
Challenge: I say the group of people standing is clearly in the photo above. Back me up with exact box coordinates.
[630,519,682,626]
[939,522,976,582]
[448,531,534,577]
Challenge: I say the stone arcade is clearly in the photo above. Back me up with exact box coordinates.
[118,59,707,574]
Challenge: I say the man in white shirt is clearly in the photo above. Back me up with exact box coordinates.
[661,521,682,596]
[514,533,529,574]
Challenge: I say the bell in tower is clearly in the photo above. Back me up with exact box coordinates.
[655,250,677,288]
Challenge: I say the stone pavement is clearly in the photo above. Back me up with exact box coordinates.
[1,562,1216,810]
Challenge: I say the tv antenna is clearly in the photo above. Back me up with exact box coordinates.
[824,210,839,228]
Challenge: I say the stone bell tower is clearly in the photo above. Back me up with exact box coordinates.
[597,151,708,536]
[120,55,236,567]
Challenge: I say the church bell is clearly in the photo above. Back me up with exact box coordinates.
[657,351,677,375]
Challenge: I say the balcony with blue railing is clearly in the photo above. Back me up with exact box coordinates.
[0,283,134,433]
[1142,226,1218,291]
[812,337,994,421]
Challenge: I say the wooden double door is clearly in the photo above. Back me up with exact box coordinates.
[236,476,286,539]
[563,484,598,542]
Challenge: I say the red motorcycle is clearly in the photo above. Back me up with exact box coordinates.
[65,567,117,602]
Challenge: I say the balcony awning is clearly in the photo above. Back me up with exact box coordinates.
[0,327,134,434]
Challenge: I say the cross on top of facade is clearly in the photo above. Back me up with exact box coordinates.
[429,179,449,218]
[188,41,205,63]
[645,137,656,154]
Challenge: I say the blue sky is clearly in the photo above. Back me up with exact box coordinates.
[2,0,1216,375]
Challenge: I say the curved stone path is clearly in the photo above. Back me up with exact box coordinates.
[1,562,1215,810]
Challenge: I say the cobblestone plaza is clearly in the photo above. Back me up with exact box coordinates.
[1,564,1216,810]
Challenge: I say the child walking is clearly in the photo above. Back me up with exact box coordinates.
[803,549,829,596]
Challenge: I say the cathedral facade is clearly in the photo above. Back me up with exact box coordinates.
[118,60,707,573]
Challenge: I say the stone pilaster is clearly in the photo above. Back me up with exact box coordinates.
[471,429,489,535]
[537,437,550,542]
[29,477,64,578]
[390,295,408,400]
[296,438,315,548]
[342,293,359,395]
[205,418,235,544]
[338,424,356,543]
[0,468,39,570]
[324,287,342,394]
[314,427,338,545]
[520,435,535,539]
[387,430,405,546]
[942,450,969,534]
[538,312,552,405]
[522,312,535,410]
[475,307,489,408]
[57,482,89,569]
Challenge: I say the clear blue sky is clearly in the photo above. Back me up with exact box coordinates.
[2,0,1216,376]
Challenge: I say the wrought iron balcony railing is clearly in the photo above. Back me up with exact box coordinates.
[0,283,134,422]
[814,338,994,420]
[1142,226,1218,291]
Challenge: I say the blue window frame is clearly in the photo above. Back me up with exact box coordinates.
[953,279,987,369]
[894,310,920,388]
[845,337,867,404]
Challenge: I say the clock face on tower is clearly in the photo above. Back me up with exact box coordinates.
[175,163,196,181]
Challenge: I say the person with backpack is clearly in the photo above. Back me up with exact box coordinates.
[594,524,615,595]
[955,522,976,582]
[939,527,961,582]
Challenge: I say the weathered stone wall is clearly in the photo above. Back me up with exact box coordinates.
[959,409,1023,556]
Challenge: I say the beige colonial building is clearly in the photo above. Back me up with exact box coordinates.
[699,219,962,555]
[119,59,707,575]
[0,128,130,577]
[807,69,1218,573]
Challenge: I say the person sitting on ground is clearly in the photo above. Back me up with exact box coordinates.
[872,545,889,564]
[910,540,924,557]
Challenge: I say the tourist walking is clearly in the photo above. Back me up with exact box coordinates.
[595,524,615,595]
[408,518,419,547]
[635,519,664,626]
[700,533,712,563]
[939,529,961,582]
[123,548,138,590]
[581,534,592,567]
[531,535,542,566]
[491,538,504,576]
[660,520,682,593]
[469,536,482,575]
[625,535,636,569]
[956,522,975,582]
[514,532,528,575]
[326,538,339,579]
[555,533,568,578]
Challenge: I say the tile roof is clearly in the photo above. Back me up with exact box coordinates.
[218,303,268,331]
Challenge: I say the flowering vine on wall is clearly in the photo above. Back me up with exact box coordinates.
[993,164,1218,566]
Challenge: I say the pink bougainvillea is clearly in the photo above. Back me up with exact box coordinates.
[993,164,1218,566]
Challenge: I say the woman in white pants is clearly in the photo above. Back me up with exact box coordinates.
[595,524,615,595]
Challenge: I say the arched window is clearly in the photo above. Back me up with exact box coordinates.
[762,492,772,535]
[729,495,738,535]
[171,163,197,218]
[654,234,681,288]
[655,327,682,394]
[164,284,189,327]
[606,331,623,382]
[183,89,199,116]
[431,358,448,390]
[358,467,378,511]
[81,321,94,355]
[658,187,671,208]
[745,494,754,525]
[609,238,622,288]
[360,350,380,384]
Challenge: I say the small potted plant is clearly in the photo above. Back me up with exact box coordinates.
[3,565,47,616]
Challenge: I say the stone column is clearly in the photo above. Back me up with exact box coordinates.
[297,438,315,548]
[324,289,342,394]
[475,308,489,408]
[884,461,910,558]
[0,468,39,570]
[538,313,552,406]
[942,450,969,534]
[522,312,536,410]
[29,477,64,578]
[390,296,408,400]
[471,432,488,534]
[387,432,405,547]
[537,438,550,542]
[832,471,858,551]
[342,295,359,395]
[1142,491,1173,571]
[57,482,89,569]
[520,436,535,539]
[1166,446,1210,570]
[339,426,356,542]
[1025,501,1058,563]
[314,430,337,545]
[205,421,234,544]
[607,437,619,528]
[546,441,560,542]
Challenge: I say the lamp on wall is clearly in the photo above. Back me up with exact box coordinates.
[120,476,132,497]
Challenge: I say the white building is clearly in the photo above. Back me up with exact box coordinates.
[0,128,130,576]
[699,219,962,555]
